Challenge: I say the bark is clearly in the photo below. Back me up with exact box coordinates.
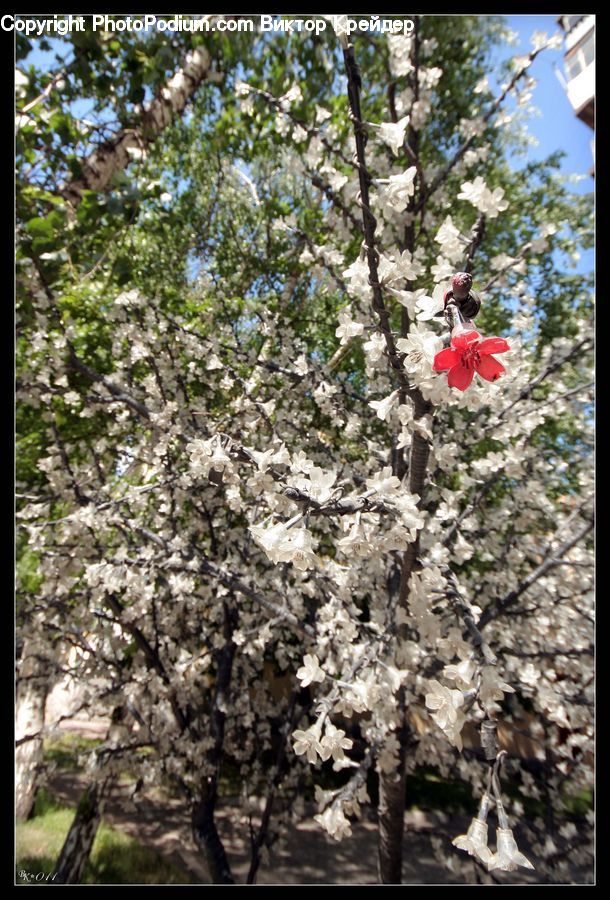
[377,710,411,883]
[62,46,215,206]
[191,782,235,884]
[15,648,48,820]
[378,411,431,884]
[191,604,236,884]
[377,766,407,883]
[54,774,114,884]
[53,707,128,884]
[341,45,413,393]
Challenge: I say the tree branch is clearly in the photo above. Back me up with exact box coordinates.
[63,45,217,205]
[480,518,594,627]
[415,46,545,212]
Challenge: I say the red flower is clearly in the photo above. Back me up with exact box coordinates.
[433,329,510,392]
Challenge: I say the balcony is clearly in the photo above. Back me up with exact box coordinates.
[566,64,595,128]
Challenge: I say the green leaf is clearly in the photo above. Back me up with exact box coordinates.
[25,217,54,239]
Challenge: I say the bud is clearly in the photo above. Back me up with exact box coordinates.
[452,272,473,300]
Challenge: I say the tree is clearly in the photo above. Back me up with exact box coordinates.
[16,14,593,884]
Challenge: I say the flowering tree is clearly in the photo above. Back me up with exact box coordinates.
[16,15,593,884]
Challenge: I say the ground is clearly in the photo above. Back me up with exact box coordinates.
[45,771,473,884]
[16,717,593,885]
[19,768,590,885]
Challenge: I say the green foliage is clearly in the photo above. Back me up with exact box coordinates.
[16,797,194,884]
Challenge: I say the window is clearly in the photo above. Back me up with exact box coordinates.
[583,35,595,66]
[565,31,595,81]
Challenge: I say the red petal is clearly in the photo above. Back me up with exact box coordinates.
[433,347,460,371]
[448,363,474,391]
[476,354,506,382]
[477,337,510,355]
[452,330,481,350]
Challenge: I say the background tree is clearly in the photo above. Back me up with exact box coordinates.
[16,14,593,884]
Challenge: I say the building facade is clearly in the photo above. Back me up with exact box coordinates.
[557,15,595,129]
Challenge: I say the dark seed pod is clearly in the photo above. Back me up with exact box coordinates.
[459,289,481,319]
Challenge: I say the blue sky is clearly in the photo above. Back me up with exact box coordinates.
[490,15,594,277]
[501,15,594,186]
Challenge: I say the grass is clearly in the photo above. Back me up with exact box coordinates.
[562,787,594,817]
[43,734,102,772]
[16,789,194,885]
[405,769,475,814]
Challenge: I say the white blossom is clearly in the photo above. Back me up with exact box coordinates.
[458,176,509,219]
[369,390,400,421]
[278,527,318,570]
[388,34,414,77]
[396,326,442,377]
[379,166,417,212]
[296,653,326,687]
[479,666,515,713]
[314,802,352,840]
[376,115,410,155]
[443,657,476,689]
[320,722,353,761]
[337,520,372,557]
[363,331,386,363]
[335,309,365,345]
[425,679,467,749]
[474,76,490,94]
[293,353,309,375]
[435,215,464,263]
[431,256,455,282]
[415,283,445,320]
[530,30,551,51]
[343,255,372,299]
[249,520,292,564]
[366,467,402,497]
[292,726,327,764]
[488,828,535,872]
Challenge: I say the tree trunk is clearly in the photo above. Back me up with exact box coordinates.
[378,769,407,883]
[192,782,235,884]
[15,651,48,820]
[377,714,408,884]
[378,412,431,881]
[53,707,129,884]
[54,775,113,884]
[191,603,236,883]
[63,46,215,206]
